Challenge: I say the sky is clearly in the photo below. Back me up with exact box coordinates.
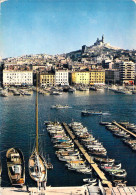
[0,0,136,58]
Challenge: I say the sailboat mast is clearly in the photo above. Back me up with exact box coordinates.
[36,72,39,154]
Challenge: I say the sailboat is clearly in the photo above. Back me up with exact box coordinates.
[28,73,47,186]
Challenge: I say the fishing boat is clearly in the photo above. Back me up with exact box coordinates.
[28,73,47,186]
[6,148,25,186]
[110,169,127,178]
[0,90,8,97]
[89,150,107,156]
[54,142,74,149]
[81,110,102,116]
[94,157,115,163]
[101,163,122,172]
[113,131,127,137]
[58,155,83,162]
[76,168,92,174]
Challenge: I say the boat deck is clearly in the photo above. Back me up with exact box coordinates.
[29,153,47,182]
[62,123,112,189]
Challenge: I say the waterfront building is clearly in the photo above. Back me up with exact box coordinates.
[55,69,69,86]
[105,69,120,84]
[71,71,90,85]
[39,72,55,86]
[119,61,135,85]
[90,70,105,85]
[3,70,33,86]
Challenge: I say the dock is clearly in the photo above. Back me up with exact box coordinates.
[112,121,136,138]
[62,123,112,189]
[0,186,88,195]
[1,185,136,195]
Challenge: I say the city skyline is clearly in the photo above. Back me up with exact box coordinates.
[0,0,136,58]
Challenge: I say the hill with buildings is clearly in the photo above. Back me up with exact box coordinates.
[0,35,136,87]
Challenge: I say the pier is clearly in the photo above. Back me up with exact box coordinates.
[0,186,88,195]
[112,121,136,138]
[62,123,112,189]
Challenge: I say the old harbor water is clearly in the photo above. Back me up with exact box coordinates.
[0,89,136,187]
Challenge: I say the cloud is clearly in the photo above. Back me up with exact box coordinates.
[132,0,136,4]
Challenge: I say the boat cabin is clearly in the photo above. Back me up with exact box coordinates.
[12,165,21,174]
[10,153,20,162]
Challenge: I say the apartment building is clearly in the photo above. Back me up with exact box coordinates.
[119,61,135,85]
[3,70,33,86]
[39,72,55,86]
[55,69,69,85]
[105,69,120,84]
[90,70,105,85]
[71,71,90,85]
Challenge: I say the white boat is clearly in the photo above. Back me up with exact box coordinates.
[51,104,71,109]
[81,110,102,116]
[101,163,122,172]
[83,178,97,183]
[0,90,8,97]
[76,168,92,174]
[50,91,62,95]
[56,150,79,156]
[54,143,74,149]
[110,170,127,178]
[28,73,47,186]
[66,162,87,169]
[96,87,104,91]
[58,155,82,162]
[79,87,89,91]
[94,157,115,163]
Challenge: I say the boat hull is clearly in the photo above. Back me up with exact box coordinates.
[28,150,47,183]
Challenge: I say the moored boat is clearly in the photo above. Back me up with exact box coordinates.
[83,178,97,183]
[94,157,115,163]
[110,169,127,178]
[6,148,25,186]
[51,104,71,109]
[81,110,102,116]
[29,73,47,186]
[0,90,8,97]
[50,91,62,95]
